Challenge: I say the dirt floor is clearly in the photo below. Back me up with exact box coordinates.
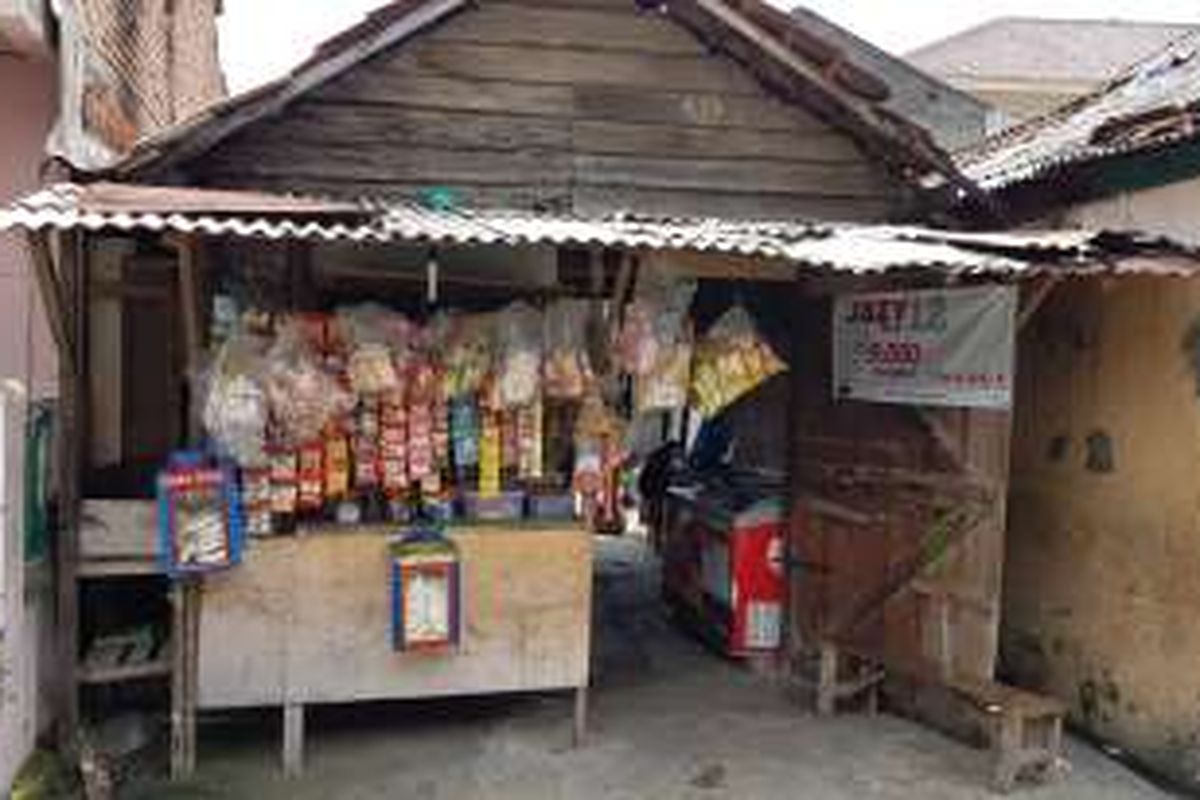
[123,536,1176,800]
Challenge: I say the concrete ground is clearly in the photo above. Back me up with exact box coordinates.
[125,536,1175,800]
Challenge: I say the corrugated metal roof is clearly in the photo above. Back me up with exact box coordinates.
[908,18,1198,86]
[0,183,386,241]
[2,182,1196,276]
[958,33,1200,191]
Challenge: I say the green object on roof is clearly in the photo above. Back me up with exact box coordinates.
[416,187,460,212]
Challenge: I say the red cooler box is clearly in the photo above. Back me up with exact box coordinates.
[661,481,785,656]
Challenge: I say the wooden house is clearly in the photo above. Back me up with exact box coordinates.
[112,0,965,222]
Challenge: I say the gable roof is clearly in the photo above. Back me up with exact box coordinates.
[908,17,1199,86]
[957,33,1200,192]
[104,0,968,195]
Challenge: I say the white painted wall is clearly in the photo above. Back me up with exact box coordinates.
[1057,176,1200,248]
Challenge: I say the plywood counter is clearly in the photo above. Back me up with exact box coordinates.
[191,524,593,773]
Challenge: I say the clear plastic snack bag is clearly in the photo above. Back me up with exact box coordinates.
[264,317,355,445]
[543,299,594,400]
[496,301,543,409]
[199,333,271,468]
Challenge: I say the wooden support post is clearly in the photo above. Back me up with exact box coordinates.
[170,578,201,779]
[168,234,207,779]
[286,240,316,311]
[993,710,1023,793]
[170,583,187,779]
[172,235,207,442]
[53,230,84,754]
[573,685,588,748]
[816,640,837,716]
[283,702,305,778]
[184,580,200,774]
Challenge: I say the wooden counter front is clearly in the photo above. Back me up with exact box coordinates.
[195,525,593,710]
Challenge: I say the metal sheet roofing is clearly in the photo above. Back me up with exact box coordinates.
[958,33,1200,191]
[3,182,1197,277]
[908,18,1199,87]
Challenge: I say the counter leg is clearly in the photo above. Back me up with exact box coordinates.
[170,584,186,779]
[816,641,838,716]
[283,702,305,778]
[170,581,199,779]
[573,686,588,747]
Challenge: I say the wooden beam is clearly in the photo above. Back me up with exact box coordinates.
[167,235,207,444]
[286,240,317,311]
[25,230,74,370]
[170,235,206,376]
[641,249,797,282]
[826,498,993,642]
[1017,274,1062,332]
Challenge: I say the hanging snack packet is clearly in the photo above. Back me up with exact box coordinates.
[297,440,325,513]
[353,398,381,491]
[690,304,786,418]
[442,313,494,400]
[496,302,543,409]
[379,389,408,498]
[478,410,502,498]
[264,318,354,445]
[544,299,594,400]
[325,433,351,502]
[517,399,543,480]
[199,333,271,468]
[269,446,299,530]
[450,397,480,474]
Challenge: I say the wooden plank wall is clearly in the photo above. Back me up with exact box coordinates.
[189,0,901,220]
[196,527,592,708]
[787,279,1010,684]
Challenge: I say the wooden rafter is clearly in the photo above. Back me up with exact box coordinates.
[26,230,75,371]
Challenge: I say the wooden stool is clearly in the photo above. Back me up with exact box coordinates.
[949,677,1067,793]
[812,640,885,716]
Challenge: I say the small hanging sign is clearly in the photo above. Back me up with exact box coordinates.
[832,285,1017,409]
[157,451,244,576]
[389,527,461,653]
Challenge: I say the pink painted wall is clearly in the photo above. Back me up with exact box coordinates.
[0,52,57,399]
[0,52,56,794]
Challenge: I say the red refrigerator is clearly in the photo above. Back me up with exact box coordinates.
[661,479,786,656]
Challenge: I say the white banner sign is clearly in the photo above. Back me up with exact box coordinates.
[833,285,1017,409]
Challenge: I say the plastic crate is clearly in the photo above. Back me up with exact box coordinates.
[527,492,576,520]
[460,491,526,522]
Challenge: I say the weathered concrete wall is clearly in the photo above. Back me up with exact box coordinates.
[1056,175,1200,249]
[0,53,57,398]
[0,52,56,795]
[1005,275,1200,789]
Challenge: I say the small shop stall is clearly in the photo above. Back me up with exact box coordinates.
[6,182,803,778]
[10,182,1196,791]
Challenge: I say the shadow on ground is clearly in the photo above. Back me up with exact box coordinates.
[121,536,1174,800]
